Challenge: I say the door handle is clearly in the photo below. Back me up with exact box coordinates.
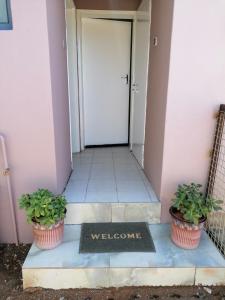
[121,74,129,85]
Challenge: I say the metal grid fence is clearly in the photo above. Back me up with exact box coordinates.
[206,104,225,257]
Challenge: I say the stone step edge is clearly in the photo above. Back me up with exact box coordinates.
[22,267,225,289]
[65,202,161,224]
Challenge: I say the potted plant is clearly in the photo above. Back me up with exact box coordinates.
[19,189,67,250]
[169,183,222,249]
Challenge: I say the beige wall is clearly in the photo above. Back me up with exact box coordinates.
[74,0,141,11]
[144,0,174,199]
[0,0,71,242]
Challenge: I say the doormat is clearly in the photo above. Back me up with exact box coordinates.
[79,222,155,253]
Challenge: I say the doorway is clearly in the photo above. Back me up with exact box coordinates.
[64,2,159,205]
[67,6,151,168]
[77,10,137,152]
[82,18,132,147]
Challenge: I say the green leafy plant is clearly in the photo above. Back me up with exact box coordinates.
[19,189,67,227]
[171,183,222,225]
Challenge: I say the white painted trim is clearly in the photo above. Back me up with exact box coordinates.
[129,16,137,151]
[142,1,152,165]
[130,0,152,165]
[66,6,81,157]
[76,10,85,150]
[77,9,136,19]
[76,9,136,150]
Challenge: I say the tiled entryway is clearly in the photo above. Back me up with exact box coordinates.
[64,147,158,204]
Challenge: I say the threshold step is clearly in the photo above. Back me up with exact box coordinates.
[65,202,161,224]
[22,224,225,289]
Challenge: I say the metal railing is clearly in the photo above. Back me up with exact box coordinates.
[206,104,225,257]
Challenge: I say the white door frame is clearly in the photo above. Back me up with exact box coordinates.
[76,9,136,151]
[65,5,80,158]
[130,1,152,167]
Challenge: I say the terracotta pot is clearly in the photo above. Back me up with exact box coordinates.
[169,207,206,249]
[32,220,64,250]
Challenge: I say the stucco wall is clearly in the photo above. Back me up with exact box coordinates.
[0,0,71,243]
[145,0,225,223]
[160,0,225,222]
[144,0,174,199]
[46,0,72,193]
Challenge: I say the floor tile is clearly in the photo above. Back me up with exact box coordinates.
[23,226,110,269]
[94,152,113,158]
[74,152,94,159]
[64,190,86,203]
[115,170,142,180]
[64,180,88,203]
[94,148,112,153]
[109,252,175,268]
[114,157,134,163]
[65,180,88,191]
[91,163,114,171]
[73,157,93,165]
[86,191,118,203]
[113,153,132,158]
[70,169,91,180]
[112,147,130,153]
[92,157,114,164]
[73,164,92,171]
[66,147,159,204]
[116,180,147,192]
[118,191,150,203]
[114,164,138,171]
[87,179,116,192]
[90,169,114,180]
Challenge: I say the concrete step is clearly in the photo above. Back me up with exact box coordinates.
[22,224,225,289]
[65,202,161,224]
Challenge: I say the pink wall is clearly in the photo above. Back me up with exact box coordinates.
[46,0,72,193]
[73,0,141,11]
[160,0,225,222]
[0,0,71,243]
[144,0,174,198]
[145,0,225,222]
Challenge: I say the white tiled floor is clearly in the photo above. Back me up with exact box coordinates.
[64,147,158,203]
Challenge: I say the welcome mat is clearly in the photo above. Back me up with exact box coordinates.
[79,222,155,253]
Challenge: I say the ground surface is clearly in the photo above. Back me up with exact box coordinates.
[0,244,224,300]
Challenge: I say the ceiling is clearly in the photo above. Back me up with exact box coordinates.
[73,0,142,11]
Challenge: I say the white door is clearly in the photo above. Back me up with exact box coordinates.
[81,18,131,146]
[131,4,151,167]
